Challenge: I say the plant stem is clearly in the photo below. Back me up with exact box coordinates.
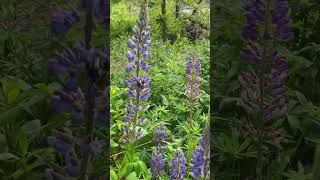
[134,26,142,125]
[313,144,320,180]
[79,1,94,179]
[256,138,263,180]
[256,0,272,178]
[84,1,94,50]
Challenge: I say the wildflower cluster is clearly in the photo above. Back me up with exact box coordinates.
[239,0,290,142]
[120,3,152,143]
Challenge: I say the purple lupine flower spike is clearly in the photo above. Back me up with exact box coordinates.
[191,147,204,177]
[150,124,169,178]
[185,53,201,105]
[48,30,108,178]
[191,126,210,178]
[150,148,166,179]
[154,124,168,153]
[169,149,187,180]
[239,0,290,149]
[121,3,151,143]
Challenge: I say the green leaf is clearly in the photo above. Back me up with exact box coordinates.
[0,152,20,162]
[7,87,20,104]
[17,79,31,91]
[19,131,29,156]
[161,95,169,106]
[237,138,252,152]
[288,115,301,130]
[110,139,119,148]
[10,161,47,179]
[295,91,308,105]
[110,168,118,180]
[127,172,139,180]
[219,97,239,111]
[22,119,41,136]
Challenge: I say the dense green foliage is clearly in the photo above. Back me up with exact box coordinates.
[110,0,209,179]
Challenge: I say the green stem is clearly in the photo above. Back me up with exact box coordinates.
[313,144,320,180]
[79,1,94,179]
[256,139,263,180]
[256,0,272,179]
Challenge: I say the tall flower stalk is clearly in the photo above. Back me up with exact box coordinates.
[185,52,201,126]
[240,0,290,179]
[120,2,151,144]
[47,1,108,179]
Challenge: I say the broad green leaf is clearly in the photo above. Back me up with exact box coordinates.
[127,172,139,180]
[22,119,41,136]
[0,152,20,162]
[110,168,118,180]
[238,138,252,152]
[19,131,29,156]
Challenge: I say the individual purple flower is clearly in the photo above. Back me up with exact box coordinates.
[81,140,102,157]
[137,60,151,71]
[150,148,166,179]
[144,51,151,59]
[128,38,137,49]
[51,96,71,113]
[51,9,79,35]
[125,64,135,73]
[169,149,187,180]
[240,42,262,63]
[71,111,84,123]
[126,51,135,61]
